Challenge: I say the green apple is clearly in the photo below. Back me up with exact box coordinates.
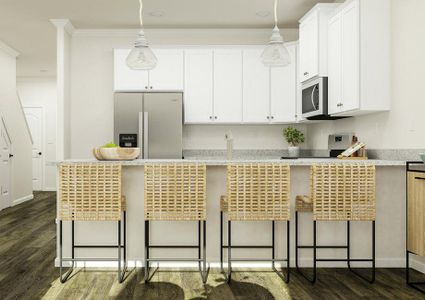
[102,142,118,148]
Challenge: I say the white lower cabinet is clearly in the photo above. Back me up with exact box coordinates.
[183,49,214,123]
[242,49,270,123]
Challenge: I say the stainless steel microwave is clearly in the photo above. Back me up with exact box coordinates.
[301,77,328,119]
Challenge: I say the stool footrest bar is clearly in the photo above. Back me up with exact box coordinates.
[74,245,124,248]
[222,245,273,249]
[229,258,288,262]
[298,245,348,249]
[148,245,199,249]
[147,258,204,262]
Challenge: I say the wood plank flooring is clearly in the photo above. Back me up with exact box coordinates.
[0,192,424,299]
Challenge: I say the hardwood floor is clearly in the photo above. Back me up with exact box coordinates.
[1,192,425,299]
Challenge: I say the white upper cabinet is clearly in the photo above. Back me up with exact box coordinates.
[328,13,342,114]
[148,49,184,90]
[184,49,214,123]
[113,49,183,92]
[242,49,270,123]
[270,44,297,123]
[114,49,149,91]
[299,4,340,83]
[328,0,390,116]
[213,49,243,123]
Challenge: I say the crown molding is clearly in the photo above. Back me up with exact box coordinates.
[0,40,19,58]
[50,19,75,35]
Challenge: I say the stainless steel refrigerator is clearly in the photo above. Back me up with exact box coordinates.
[114,93,183,159]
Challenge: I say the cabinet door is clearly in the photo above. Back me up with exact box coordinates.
[242,49,270,123]
[408,172,425,256]
[341,0,360,112]
[114,49,149,91]
[213,49,243,123]
[149,49,184,90]
[299,12,319,82]
[270,44,297,123]
[328,13,342,115]
[184,49,214,123]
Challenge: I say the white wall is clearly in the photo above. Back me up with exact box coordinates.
[17,77,57,190]
[307,0,425,150]
[0,42,33,205]
[68,28,299,158]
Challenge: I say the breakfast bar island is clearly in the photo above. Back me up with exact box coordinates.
[55,158,411,271]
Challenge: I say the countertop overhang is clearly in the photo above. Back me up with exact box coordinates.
[53,158,406,167]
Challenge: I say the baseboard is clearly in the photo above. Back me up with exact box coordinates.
[53,257,414,269]
[43,187,57,192]
[12,194,33,206]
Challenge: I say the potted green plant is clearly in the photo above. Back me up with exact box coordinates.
[283,126,305,157]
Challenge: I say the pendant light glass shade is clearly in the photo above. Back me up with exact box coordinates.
[262,0,291,67]
[261,26,291,67]
[126,0,157,70]
[126,30,157,70]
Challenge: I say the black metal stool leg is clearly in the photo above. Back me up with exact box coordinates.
[226,220,232,283]
[295,211,316,284]
[220,211,224,272]
[118,212,127,283]
[144,220,150,283]
[60,220,74,283]
[347,220,375,283]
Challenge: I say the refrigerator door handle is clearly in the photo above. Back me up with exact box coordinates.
[143,112,149,159]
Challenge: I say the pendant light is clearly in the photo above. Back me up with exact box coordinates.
[126,0,157,70]
[261,0,291,67]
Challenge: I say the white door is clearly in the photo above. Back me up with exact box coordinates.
[149,49,184,90]
[341,0,360,113]
[242,48,270,123]
[299,12,318,82]
[213,49,243,123]
[328,13,342,114]
[0,116,12,210]
[270,44,297,123]
[113,49,149,91]
[184,49,214,123]
[24,107,43,191]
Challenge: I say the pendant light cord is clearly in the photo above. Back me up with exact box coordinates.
[139,0,143,27]
[274,0,278,27]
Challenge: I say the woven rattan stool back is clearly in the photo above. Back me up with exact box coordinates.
[144,163,207,221]
[311,164,376,221]
[59,164,123,221]
[226,163,290,221]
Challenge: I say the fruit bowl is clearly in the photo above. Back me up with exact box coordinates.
[93,147,140,161]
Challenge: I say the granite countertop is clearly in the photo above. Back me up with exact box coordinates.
[54,158,406,166]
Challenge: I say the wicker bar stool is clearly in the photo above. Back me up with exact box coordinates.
[220,163,291,283]
[295,164,376,284]
[59,163,127,283]
[144,163,208,283]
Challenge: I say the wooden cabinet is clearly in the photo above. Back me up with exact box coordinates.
[299,4,340,83]
[270,44,297,123]
[213,49,243,123]
[242,49,270,123]
[327,0,390,116]
[407,171,425,256]
[183,49,214,123]
[113,49,183,92]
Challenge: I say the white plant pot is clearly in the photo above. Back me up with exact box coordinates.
[288,146,300,158]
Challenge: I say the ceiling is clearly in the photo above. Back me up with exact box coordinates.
[0,0,332,77]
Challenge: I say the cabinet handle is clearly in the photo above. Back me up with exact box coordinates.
[415,177,425,181]
[267,116,270,120]
[304,72,309,76]
[271,116,274,120]
[145,86,148,89]
[214,116,218,120]
[209,116,213,120]
[150,86,153,89]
